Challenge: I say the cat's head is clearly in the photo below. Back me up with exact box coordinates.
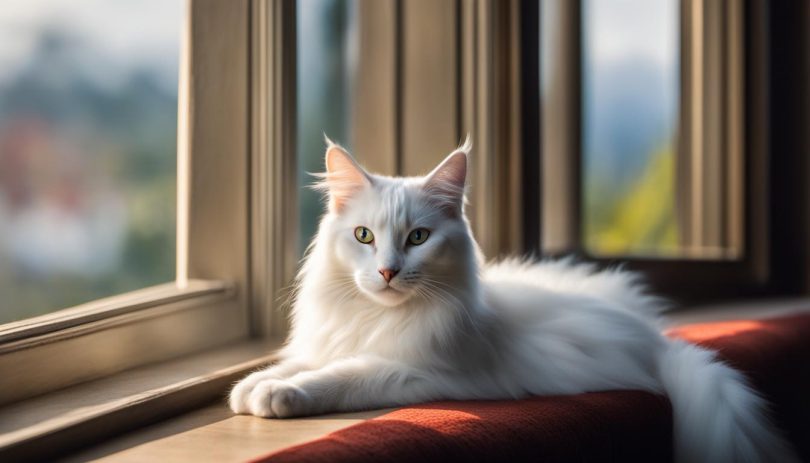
[313,137,476,308]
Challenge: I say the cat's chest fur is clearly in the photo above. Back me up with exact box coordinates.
[287,287,476,367]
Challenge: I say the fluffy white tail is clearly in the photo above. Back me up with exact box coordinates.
[659,341,798,463]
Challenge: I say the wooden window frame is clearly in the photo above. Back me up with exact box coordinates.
[0,0,299,405]
[249,0,298,339]
[537,0,810,303]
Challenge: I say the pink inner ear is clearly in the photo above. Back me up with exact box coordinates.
[424,151,467,214]
[324,146,368,212]
[428,152,466,189]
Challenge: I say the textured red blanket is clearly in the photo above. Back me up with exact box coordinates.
[251,313,810,463]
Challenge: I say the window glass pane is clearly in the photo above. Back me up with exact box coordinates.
[0,0,181,323]
[582,0,679,256]
[297,0,357,254]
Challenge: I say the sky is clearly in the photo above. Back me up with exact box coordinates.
[584,0,678,71]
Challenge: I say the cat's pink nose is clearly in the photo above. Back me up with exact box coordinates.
[379,268,399,283]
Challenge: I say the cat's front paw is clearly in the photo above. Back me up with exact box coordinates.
[248,379,314,418]
[228,371,264,415]
[230,370,278,414]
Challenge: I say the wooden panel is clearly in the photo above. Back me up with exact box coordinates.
[0,281,227,344]
[471,0,497,254]
[459,0,476,155]
[505,0,524,252]
[183,0,251,305]
[460,0,490,250]
[400,0,459,176]
[746,0,769,283]
[540,0,581,255]
[0,290,241,406]
[0,340,282,461]
[725,0,744,256]
[250,0,298,337]
[250,0,273,337]
[464,0,523,257]
[677,0,698,253]
[352,0,398,175]
[678,0,745,259]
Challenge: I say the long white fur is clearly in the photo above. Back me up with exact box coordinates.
[230,139,797,463]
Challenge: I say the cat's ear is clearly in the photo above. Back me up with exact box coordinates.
[424,136,471,215]
[318,137,372,213]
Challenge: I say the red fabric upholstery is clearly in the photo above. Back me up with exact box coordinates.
[251,313,810,463]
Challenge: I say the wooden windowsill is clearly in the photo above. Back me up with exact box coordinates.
[0,280,232,347]
[0,279,246,406]
[0,337,283,462]
[62,403,393,463]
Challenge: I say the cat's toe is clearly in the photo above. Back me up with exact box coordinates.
[248,379,312,418]
[247,379,281,417]
[229,370,273,414]
[270,383,313,418]
[228,380,253,414]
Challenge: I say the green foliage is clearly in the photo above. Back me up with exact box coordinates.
[585,147,679,257]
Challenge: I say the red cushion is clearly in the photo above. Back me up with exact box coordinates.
[251,313,810,463]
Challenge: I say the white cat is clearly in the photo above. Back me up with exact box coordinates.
[230,138,797,463]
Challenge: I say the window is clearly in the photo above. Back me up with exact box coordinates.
[297,0,358,251]
[582,0,680,257]
[539,0,761,300]
[543,0,744,261]
[0,0,251,405]
[0,0,181,324]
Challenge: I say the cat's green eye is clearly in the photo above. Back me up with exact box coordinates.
[354,226,374,244]
[408,228,430,245]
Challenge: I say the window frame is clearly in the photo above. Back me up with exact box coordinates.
[249,0,298,338]
[0,0,292,405]
[535,0,807,304]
